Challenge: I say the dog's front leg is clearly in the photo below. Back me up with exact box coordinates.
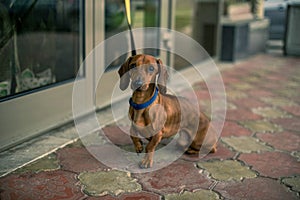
[130,126,143,154]
[140,131,163,168]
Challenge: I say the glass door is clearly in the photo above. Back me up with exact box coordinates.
[0,0,91,151]
[0,0,83,100]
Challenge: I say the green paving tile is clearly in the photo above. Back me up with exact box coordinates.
[197,160,256,181]
[240,120,282,133]
[165,190,219,200]
[260,97,298,107]
[244,76,261,84]
[276,88,300,98]
[15,153,59,173]
[282,176,300,192]
[252,107,291,119]
[222,136,273,153]
[232,83,253,91]
[226,90,248,100]
[292,151,300,160]
[78,170,142,196]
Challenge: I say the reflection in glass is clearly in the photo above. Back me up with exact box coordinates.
[0,0,81,99]
[104,0,160,71]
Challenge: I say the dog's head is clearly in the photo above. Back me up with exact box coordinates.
[118,54,168,94]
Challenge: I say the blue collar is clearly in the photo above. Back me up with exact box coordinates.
[129,87,159,110]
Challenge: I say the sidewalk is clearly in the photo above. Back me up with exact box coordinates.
[0,53,299,199]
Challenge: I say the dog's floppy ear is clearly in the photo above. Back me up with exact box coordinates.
[118,56,133,90]
[157,59,168,94]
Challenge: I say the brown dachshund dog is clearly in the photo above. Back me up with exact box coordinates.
[118,54,217,168]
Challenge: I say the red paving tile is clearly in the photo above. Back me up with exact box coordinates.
[103,126,132,145]
[257,132,300,152]
[231,97,267,109]
[202,142,235,161]
[57,147,109,173]
[239,152,300,178]
[215,177,299,200]
[272,118,300,133]
[247,89,275,98]
[132,160,213,195]
[0,170,84,200]
[180,142,235,162]
[226,108,263,121]
[221,121,252,137]
[282,105,300,117]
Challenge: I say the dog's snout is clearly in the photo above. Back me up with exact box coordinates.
[134,78,144,88]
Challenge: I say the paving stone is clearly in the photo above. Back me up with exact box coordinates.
[117,191,161,200]
[0,170,84,200]
[195,89,212,101]
[0,135,70,176]
[243,76,262,84]
[226,108,262,121]
[102,126,132,145]
[277,88,300,98]
[226,90,248,100]
[248,89,274,98]
[232,98,267,109]
[133,160,213,195]
[52,125,78,140]
[239,152,300,178]
[272,118,300,133]
[261,79,284,90]
[292,151,300,160]
[78,170,142,197]
[86,195,116,200]
[197,160,256,181]
[240,120,282,133]
[226,102,237,110]
[86,192,161,200]
[257,132,300,152]
[260,97,298,107]
[202,143,235,161]
[231,83,253,91]
[15,153,59,174]
[215,177,298,200]
[180,142,235,162]
[282,176,300,192]
[221,121,252,137]
[222,136,272,153]
[65,139,84,148]
[164,190,219,200]
[252,107,291,119]
[81,131,108,146]
[57,147,109,173]
[222,76,241,85]
[282,105,300,117]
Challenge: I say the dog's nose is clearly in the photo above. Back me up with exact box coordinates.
[133,78,144,89]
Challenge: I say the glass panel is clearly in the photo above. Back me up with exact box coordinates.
[0,0,82,100]
[105,0,160,71]
[174,0,194,70]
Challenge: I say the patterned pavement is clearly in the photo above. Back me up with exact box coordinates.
[0,54,300,199]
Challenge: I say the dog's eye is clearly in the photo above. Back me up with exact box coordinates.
[148,65,154,72]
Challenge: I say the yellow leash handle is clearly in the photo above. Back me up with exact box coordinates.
[124,0,136,56]
[124,0,131,25]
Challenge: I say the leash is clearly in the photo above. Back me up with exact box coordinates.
[124,0,136,56]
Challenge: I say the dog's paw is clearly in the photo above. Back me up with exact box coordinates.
[139,152,153,168]
[135,142,144,154]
